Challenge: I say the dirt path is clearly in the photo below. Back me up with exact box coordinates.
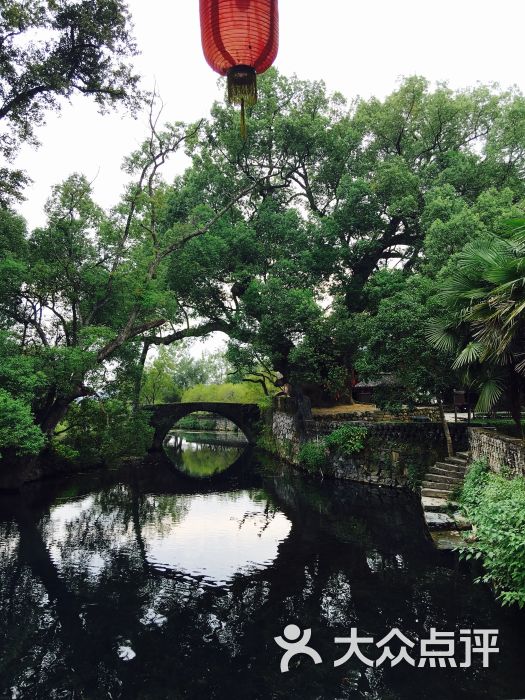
[311,403,378,416]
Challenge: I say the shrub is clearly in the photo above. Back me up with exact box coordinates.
[459,459,525,608]
[298,426,367,475]
[181,382,268,404]
[461,459,490,511]
[298,441,327,473]
[0,389,45,457]
[176,415,216,430]
[256,425,279,453]
[406,462,427,490]
[324,425,367,456]
[57,399,153,466]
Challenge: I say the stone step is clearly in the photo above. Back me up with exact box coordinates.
[421,487,456,500]
[427,465,465,478]
[424,511,456,531]
[424,472,464,485]
[435,462,467,474]
[456,451,470,458]
[438,457,467,467]
[421,496,454,512]
[422,479,456,490]
[452,512,472,531]
[431,529,464,550]
[446,456,469,466]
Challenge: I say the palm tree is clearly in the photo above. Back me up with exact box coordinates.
[428,218,525,437]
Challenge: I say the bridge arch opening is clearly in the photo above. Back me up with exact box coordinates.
[146,402,261,478]
[170,410,248,439]
[147,402,262,453]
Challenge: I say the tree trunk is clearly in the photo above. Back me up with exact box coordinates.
[508,373,523,439]
[38,397,76,436]
[0,449,40,490]
[437,398,454,458]
[292,385,312,423]
[133,341,150,408]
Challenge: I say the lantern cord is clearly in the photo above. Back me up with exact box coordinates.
[240,98,247,140]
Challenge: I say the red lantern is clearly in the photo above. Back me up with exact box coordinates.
[200,0,279,135]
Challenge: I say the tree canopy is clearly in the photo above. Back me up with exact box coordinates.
[3,68,525,473]
[164,71,525,402]
[0,0,143,204]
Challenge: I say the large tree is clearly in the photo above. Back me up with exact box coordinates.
[163,71,525,401]
[0,0,143,204]
[356,271,460,454]
[0,107,257,485]
[5,70,525,480]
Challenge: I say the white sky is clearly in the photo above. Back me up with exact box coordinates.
[13,0,525,231]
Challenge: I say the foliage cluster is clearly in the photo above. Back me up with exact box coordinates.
[0,388,45,458]
[429,221,525,435]
[175,415,217,431]
[460,460,525,607]
[0,331,45,457]
[323,425,368,455]
[181,381,271,405]
[54,399,153,466]
[297,441,327,474]
[299,425,368,473]
[140,345,227,405]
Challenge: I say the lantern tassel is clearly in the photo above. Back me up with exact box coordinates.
[227,65,257,105]
[227,65,257,139]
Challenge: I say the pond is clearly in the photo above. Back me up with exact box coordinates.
[0,436,524,699]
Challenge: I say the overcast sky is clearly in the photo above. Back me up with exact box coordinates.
[14,0,525,231]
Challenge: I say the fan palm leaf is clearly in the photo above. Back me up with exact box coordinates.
[475,377,506,414]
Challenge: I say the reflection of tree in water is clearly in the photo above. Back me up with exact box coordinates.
[231,489,282,537]
[0,464,523,699]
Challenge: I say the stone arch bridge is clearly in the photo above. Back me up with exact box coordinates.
[144,402,262,451]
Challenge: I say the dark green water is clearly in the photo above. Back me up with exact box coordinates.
[0,438,524,699]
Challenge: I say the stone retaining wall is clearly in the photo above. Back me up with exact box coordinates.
[308,421,468,487]
[468,427,525,477]
[271,410,300,462]
[270,398,468,488]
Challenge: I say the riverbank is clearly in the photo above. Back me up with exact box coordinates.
[266,397,468,489]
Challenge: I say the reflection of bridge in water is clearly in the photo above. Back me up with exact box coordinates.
[144,402,261,451]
